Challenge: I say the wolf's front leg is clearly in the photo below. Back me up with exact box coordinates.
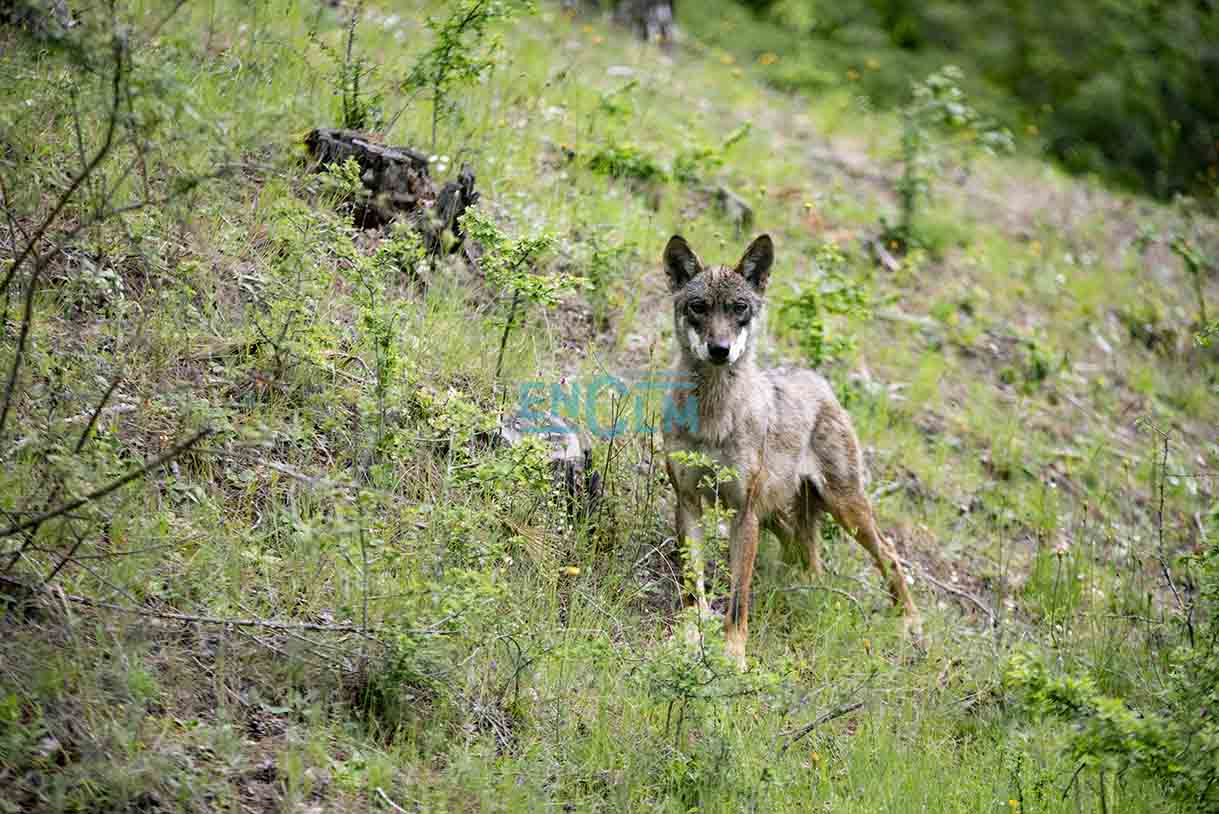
[724,507,760,670]
[674,490,711,623]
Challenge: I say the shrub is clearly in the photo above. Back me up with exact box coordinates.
[1007,535,1219,812]
[587,142,668,183]
[884,66,1013,251]
[777,243,871,367]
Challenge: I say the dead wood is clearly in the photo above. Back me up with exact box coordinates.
[304,128,480,257]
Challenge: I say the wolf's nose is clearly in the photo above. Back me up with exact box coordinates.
[708,343,730,363]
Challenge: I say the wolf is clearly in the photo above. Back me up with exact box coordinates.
[661,233,921,668]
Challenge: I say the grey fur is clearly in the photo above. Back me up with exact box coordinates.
[662,234,921,668]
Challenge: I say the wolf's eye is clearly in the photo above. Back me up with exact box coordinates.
[731,302,750,317]
[688,300,708,316]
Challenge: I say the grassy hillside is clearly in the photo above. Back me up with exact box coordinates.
[689,0,1219,202]
[1,1,1216,811]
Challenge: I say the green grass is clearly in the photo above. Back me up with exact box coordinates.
[0,1,1216,811]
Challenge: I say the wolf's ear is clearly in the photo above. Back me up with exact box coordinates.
[735,234,774,292]
[663,235,703,291]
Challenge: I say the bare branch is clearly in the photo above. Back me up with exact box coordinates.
[900,557,996,627]
[781,701,865,752]
[375,788,410,813]
[0,37,125,439]
[74,375,122,454]
[0,573,453,639]
[0,427,211,546]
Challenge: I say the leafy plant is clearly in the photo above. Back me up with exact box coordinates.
[998,336,1064,393]
[1168,234,1211,329]
[458,208,583,379]
[777,243,871,367]
[597,78,639,118]
[357,226,424,465]
[309,0,383,131]
[884,65,1013,251]
[402,0,530,150]
[1006,639,1218,812]
[587,141,668,183]
[1007,518,1219,813]
[673,123,751,186]
[321,155,365,208]
[583,231,637,330]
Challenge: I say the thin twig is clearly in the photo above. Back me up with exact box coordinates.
[781,701,864,752]
[0,39,123,300]
[375,787,409,813]
[766,583,865,619]
[494,288,521,381]
[50,541,182,561]
[1062,761,1087,800]
[899,556,996,626]
[359,525,370,665]
[5,171,223,313]
[0,428,211,545]
[55,556,145,608]
[0,579,446,638]
[0,146,33,252]
[0,40,125,439]
[39,517,91,588]
[1152,430,1194,647]
[73,375,122,454]
[202,449,360,493]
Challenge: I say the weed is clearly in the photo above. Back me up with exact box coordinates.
[355,226,424,465]
[673,122,751,186]
[401,0,531,150]
[884,66,1013,251]
[998,336,1064,393]
[583,230,638,330]
[1167,233,1211,329]
[458,207,581,380]
[309,0,383,131]
[776,243,871,367]
[587,141,668,183]
[668,449,739,605]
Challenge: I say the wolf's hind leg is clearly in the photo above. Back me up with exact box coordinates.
[826,492,921,635]
[794,483,826,578]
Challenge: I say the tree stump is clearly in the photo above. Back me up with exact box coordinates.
[303,128,479,257]
[562,1,676,45]
[614,0,675,45]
